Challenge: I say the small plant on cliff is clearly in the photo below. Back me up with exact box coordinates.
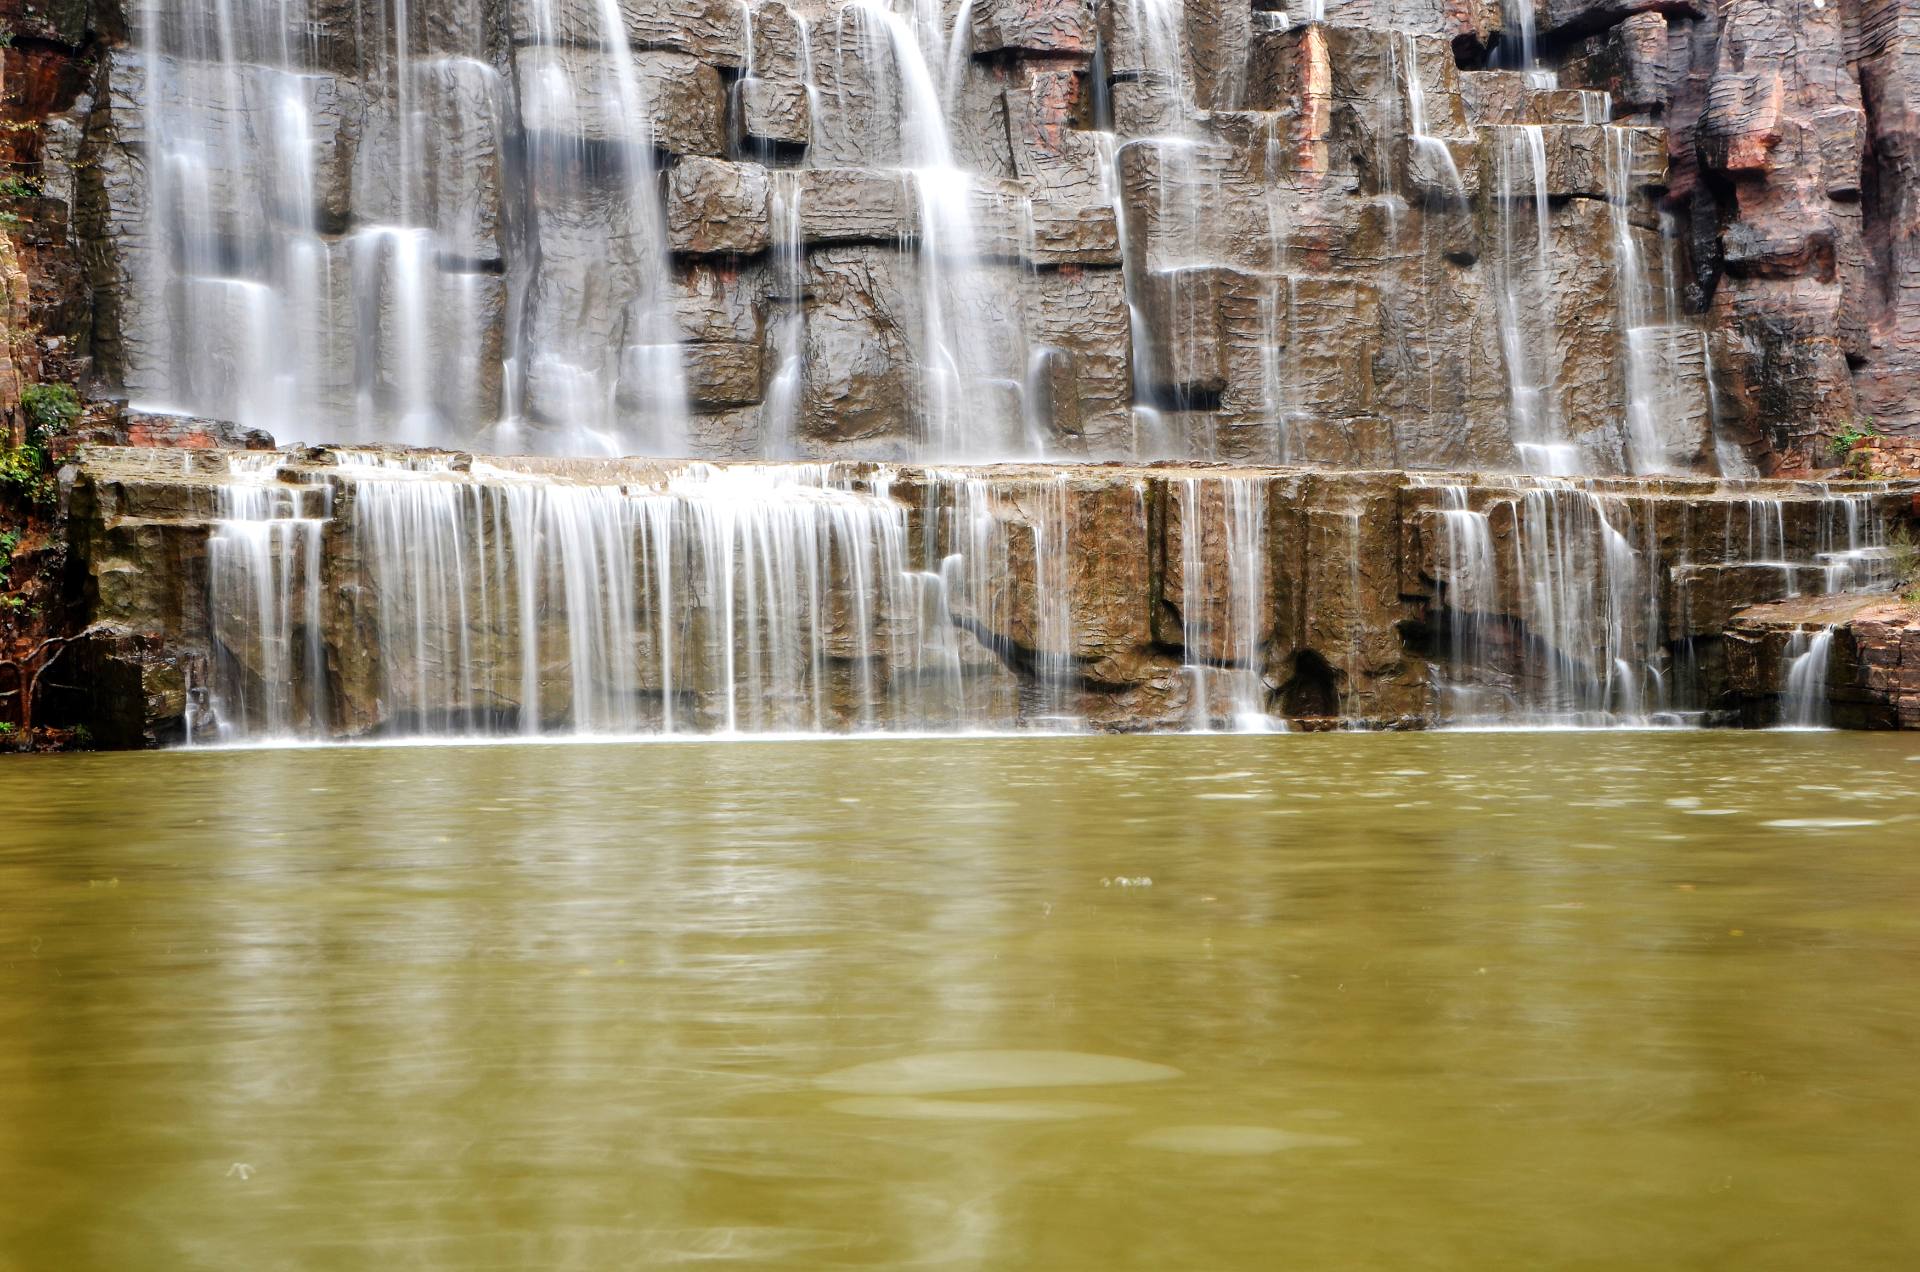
[1829,418,1882,460]
[21,383,79,439]
[2,383,79,505]
[0,175,39,202]
[0,527,19,587]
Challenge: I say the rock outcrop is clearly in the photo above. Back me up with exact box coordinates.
[1726,594,1920,727]
[1548,0,1920,466]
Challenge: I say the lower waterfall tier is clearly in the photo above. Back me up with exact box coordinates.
[58,448,1920,746]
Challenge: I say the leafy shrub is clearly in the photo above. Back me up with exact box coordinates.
[19,383,79,443]
[4,383,79,505]
[1828,418,1881,460]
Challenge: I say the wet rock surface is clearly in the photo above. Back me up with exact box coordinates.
[50,445,1920,744]
[1727,594,1920,729]
[7,2,1920,745]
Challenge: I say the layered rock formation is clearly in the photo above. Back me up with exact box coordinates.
[0,2,1696,467]
[1,1,1914,469]
[8,1,1920,745]
[1543,0,1920,465]
[1726,593,1920,727]
[56,444,1917,742]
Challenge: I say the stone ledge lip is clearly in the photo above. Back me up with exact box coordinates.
[65,444,1920,501]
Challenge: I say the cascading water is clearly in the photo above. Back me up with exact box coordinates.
[1605,128,1704,476]
[1174,477,1276,731]
[112,0,1732,473]
[833,0,1022,457]
[200,454,1104,739]
[1492,124,1571,475]
[515,0,688,455]
[204,456,330,739]
[1779,628,1834,729]
[1396,33,1463,199]
[85,1,1920,746]
[1427,476,1901,726]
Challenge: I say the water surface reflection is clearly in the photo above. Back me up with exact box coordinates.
[3,733,1918,1268]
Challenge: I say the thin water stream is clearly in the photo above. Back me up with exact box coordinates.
[4,732,1919,1268]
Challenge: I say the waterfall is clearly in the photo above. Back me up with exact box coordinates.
[763,172,808,459]
[516,0,688,454]
[836,0,1019,457]
[1433,485,1502,718]
[205,457,330,739]
[1500,483,1668,725]
[1493,125,1568,474]
[104,0,1739,473]
[1605,130,1707,476]
[1429,480,1687,726]
[198,455,1106,739]
[130,1,330,433]
[1175,477,1275,732]
[1780,628,1834,729]
[1500,0,1541,72]
[1427,476,1902,727]
[1396,33,1463,198]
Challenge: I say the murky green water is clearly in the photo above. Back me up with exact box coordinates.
[3,732,1919,1270]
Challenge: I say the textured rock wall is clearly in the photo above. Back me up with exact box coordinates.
[0,2,95,437]
[1547,0,1920,466]
[1726,594,1920,727]
[1,1,1917,470]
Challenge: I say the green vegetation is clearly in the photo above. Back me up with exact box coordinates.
[1891,524,1918,579]
[1889,524,1920,608]
[1829,418,1882,460]
[3,383,79,505]
[21,383,80,436]
[0,174,40,202]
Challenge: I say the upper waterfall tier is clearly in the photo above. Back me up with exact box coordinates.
[76,0,1732,474]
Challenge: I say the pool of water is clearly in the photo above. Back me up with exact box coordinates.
[3,732,1918,1269]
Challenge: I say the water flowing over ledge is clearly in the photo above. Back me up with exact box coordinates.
[58,446,1918,746]
[84,0,1751,472]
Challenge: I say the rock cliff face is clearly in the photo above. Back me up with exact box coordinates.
[1726,593,1920,727]
[55,445,1918,742]
[8,1,1920,745]
[1570,0,1920,469]
[5,0,1880,472]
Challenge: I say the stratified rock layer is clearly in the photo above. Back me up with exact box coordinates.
[1726,594,1920,728]
[55,445,1920,744]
